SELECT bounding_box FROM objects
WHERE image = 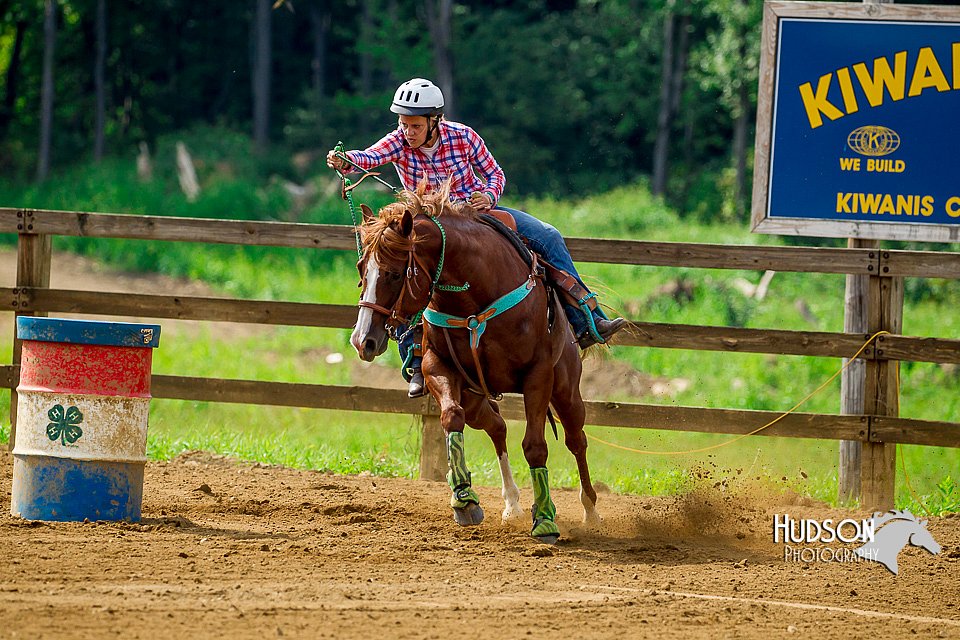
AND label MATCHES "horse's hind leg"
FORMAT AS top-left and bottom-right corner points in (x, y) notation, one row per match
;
(462, 393), (523, 523)
(551, 350), (600, 525)
(423, 353), (484, 527)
